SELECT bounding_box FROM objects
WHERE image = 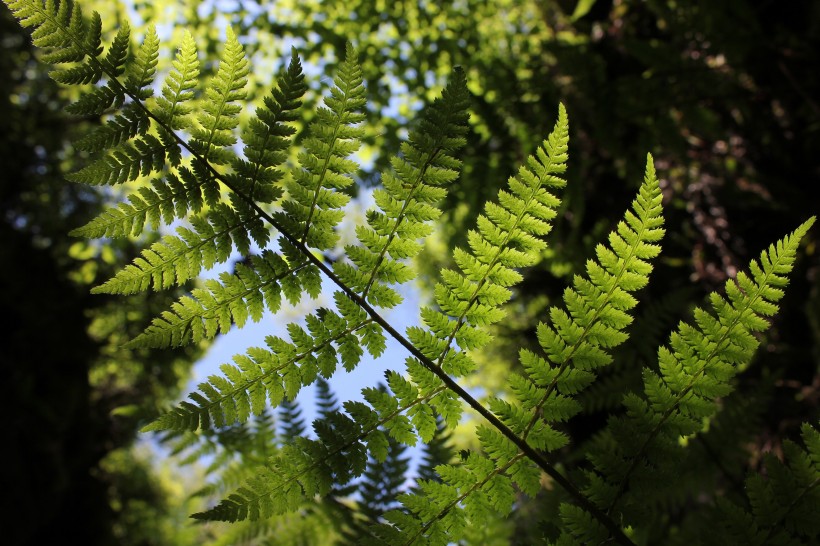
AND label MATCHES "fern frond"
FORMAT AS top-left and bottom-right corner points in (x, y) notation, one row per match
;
(415, 415), (455, 485)
(92, 203), (266, 295)
(394, 104), (568, 437)
(194, 105), (571, 529)
(296, 104), (569, 498)
(579, 287), (694, 413)
(66, 133), (168, 185)
(189, 26), (248, 165)
(74, 103), (150, 153)
(5, 0), (139, 117)
(124, 24), (159, 97)
(155, 31), (199, 130)
(316, 376), (341, 419)
(69, 167), (216, 238)
(277, 42), (366, 250)
(704, 423), (820, 545)
(8, 0), (90, 64)
(379, 156), (663, 545)
(333, 67), (470, 308)
(111, 51), (309, 345)
(146, 69), (468, 435)
(495, 155), (665, 449)
(128, 244), (321, 349)
(279, 396), (307, 441)
(100, 21), (129, 75)
(229, 47), (307, 204)
(584, 216), (815, 531)
(144, 291), (384, 432)
(340, 431), (410, 545)
(73, 44), (303, 240)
